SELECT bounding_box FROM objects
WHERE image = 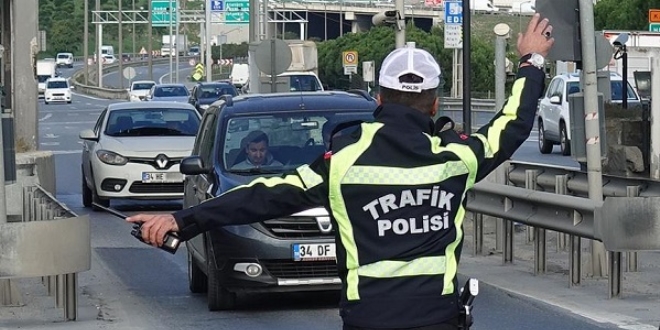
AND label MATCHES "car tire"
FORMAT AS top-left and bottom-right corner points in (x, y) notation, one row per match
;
(82, 170), (92, 208)
(67, 100), (72, 104)
(560, 122), (571, 156)
(206, 245), (236, 311)
(44, 101), (49, 105)
(189, 251), (208, 294)
(538, 120), (553, 154)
